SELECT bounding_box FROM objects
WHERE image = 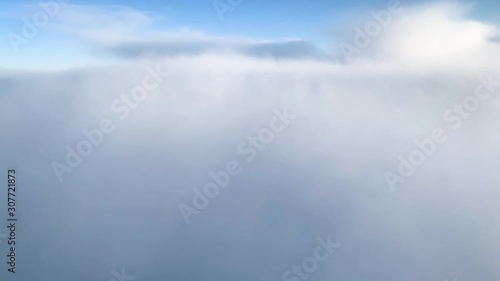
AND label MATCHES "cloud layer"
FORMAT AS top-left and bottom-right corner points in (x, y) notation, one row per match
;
(1, 2), (500, 281)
